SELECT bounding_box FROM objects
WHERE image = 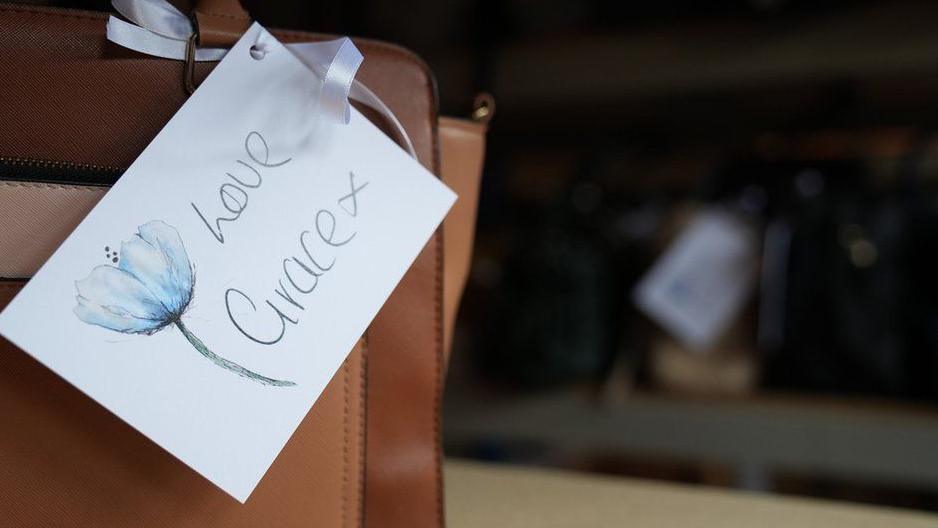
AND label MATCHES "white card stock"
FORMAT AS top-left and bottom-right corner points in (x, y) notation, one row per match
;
(0, 24), (455, 502)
